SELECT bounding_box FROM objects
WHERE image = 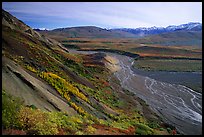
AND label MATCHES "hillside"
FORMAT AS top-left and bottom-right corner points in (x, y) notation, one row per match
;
(37, 26), (138, 39)
(134, 31), (202, 47)
(2, 10), (68, 51)
(2, 9), (177, 135)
